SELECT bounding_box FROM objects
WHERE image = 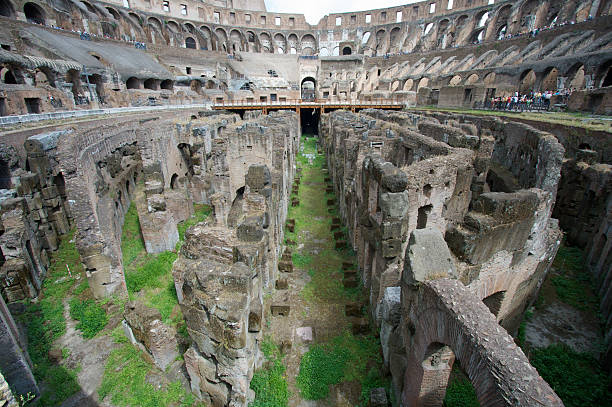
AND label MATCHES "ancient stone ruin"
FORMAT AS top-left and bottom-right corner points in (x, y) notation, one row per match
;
(0, 0), (610, 406)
